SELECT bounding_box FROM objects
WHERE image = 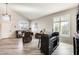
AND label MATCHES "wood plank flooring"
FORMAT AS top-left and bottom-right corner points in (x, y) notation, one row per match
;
(52, 42), (73, 55)
(0, 38), (41, 55)
(0, 38), (73, 55)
